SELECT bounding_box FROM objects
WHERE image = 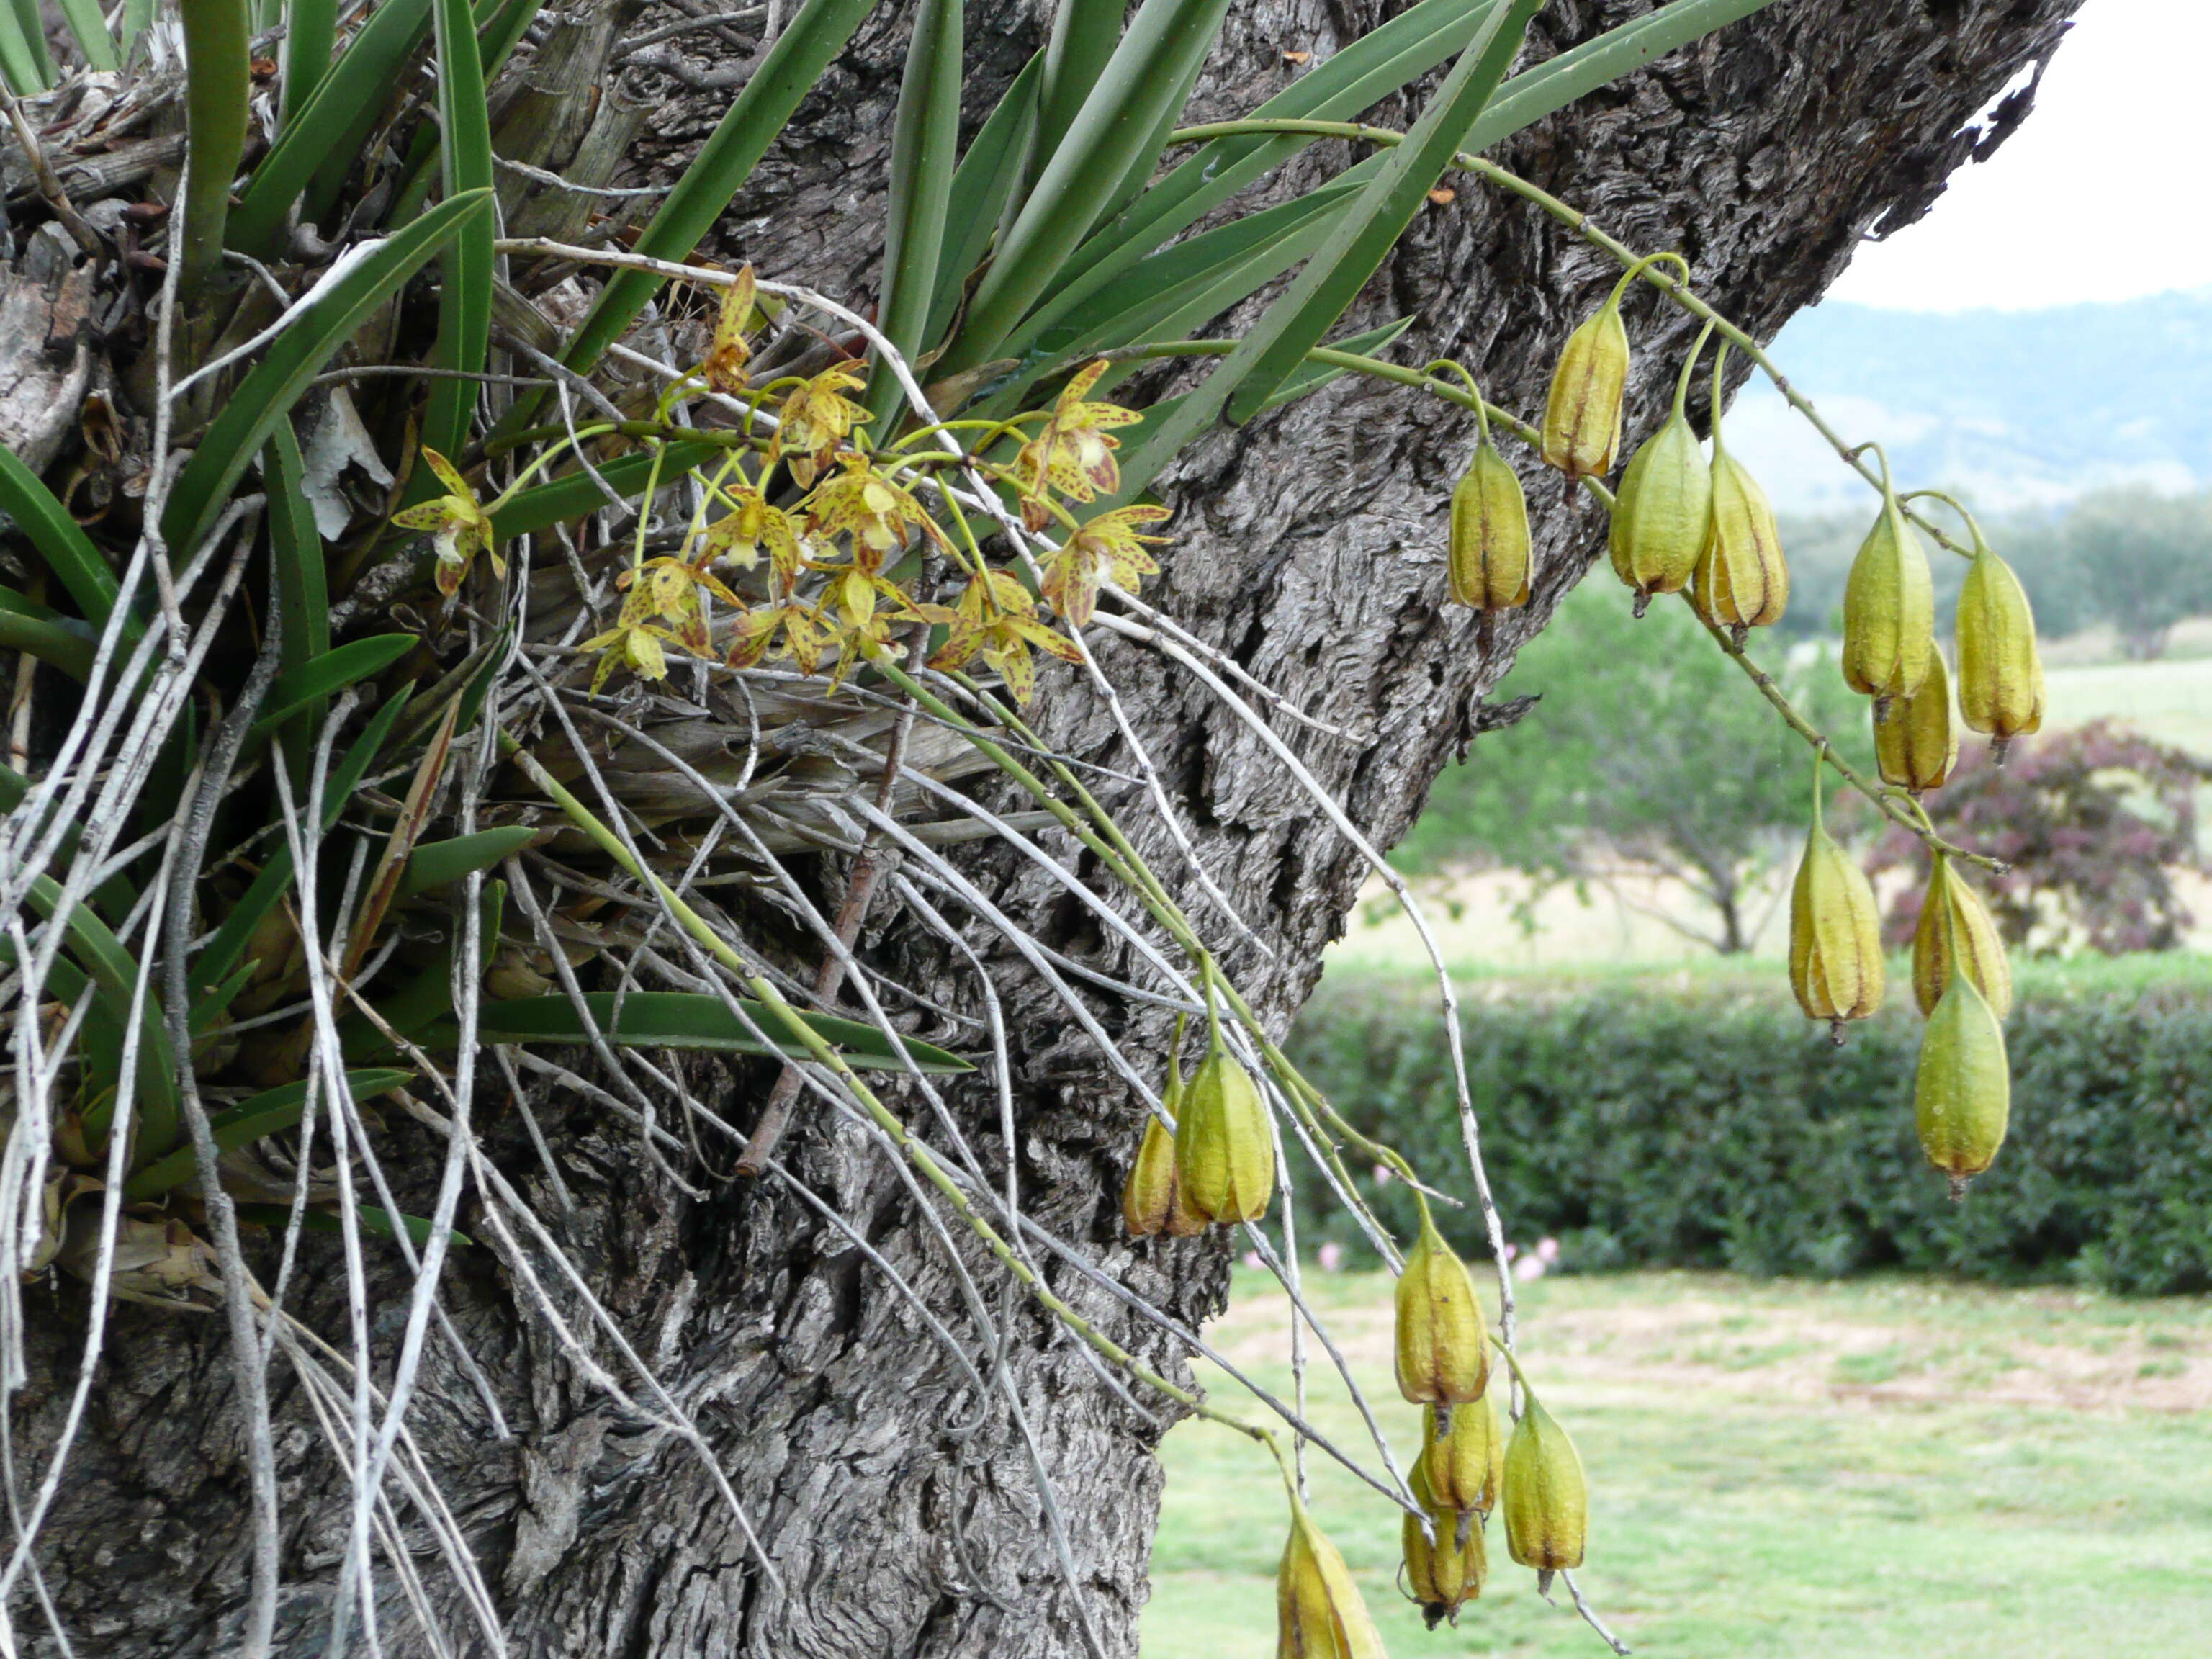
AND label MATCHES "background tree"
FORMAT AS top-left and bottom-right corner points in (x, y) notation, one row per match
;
(0, 2), (2077, 1655)
(1395, 581), (1872, 953)
(2041, 488), (2212, 658)
(1873, 723), (2211, 955)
